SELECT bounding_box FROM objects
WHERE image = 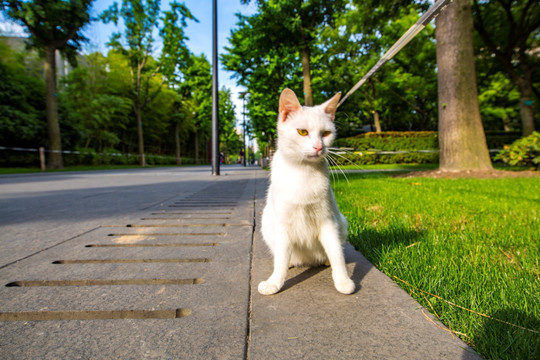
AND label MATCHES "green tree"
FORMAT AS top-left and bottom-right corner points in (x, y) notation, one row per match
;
(0, 40), (45, 150)
(60, 52), (131, 152)
(321, 2), (438, 133)
(477, 72), (520, 132)
(223, 12), (301, 153)
(436, 0), (492, 171)
(472, 0), (539, 136)
(177, 53), (212, 163)
(241, 0), (346, 106)
(100, 0), (196, 166)
(2, 0), (94, 168)
(219, 88), (242, 163)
